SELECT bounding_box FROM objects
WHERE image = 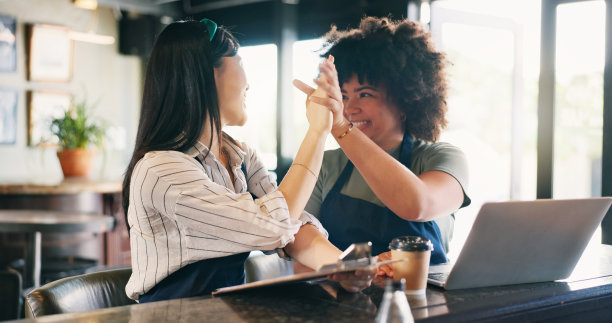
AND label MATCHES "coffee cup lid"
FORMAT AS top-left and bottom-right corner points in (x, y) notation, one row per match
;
(388, 236), (433, 252)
